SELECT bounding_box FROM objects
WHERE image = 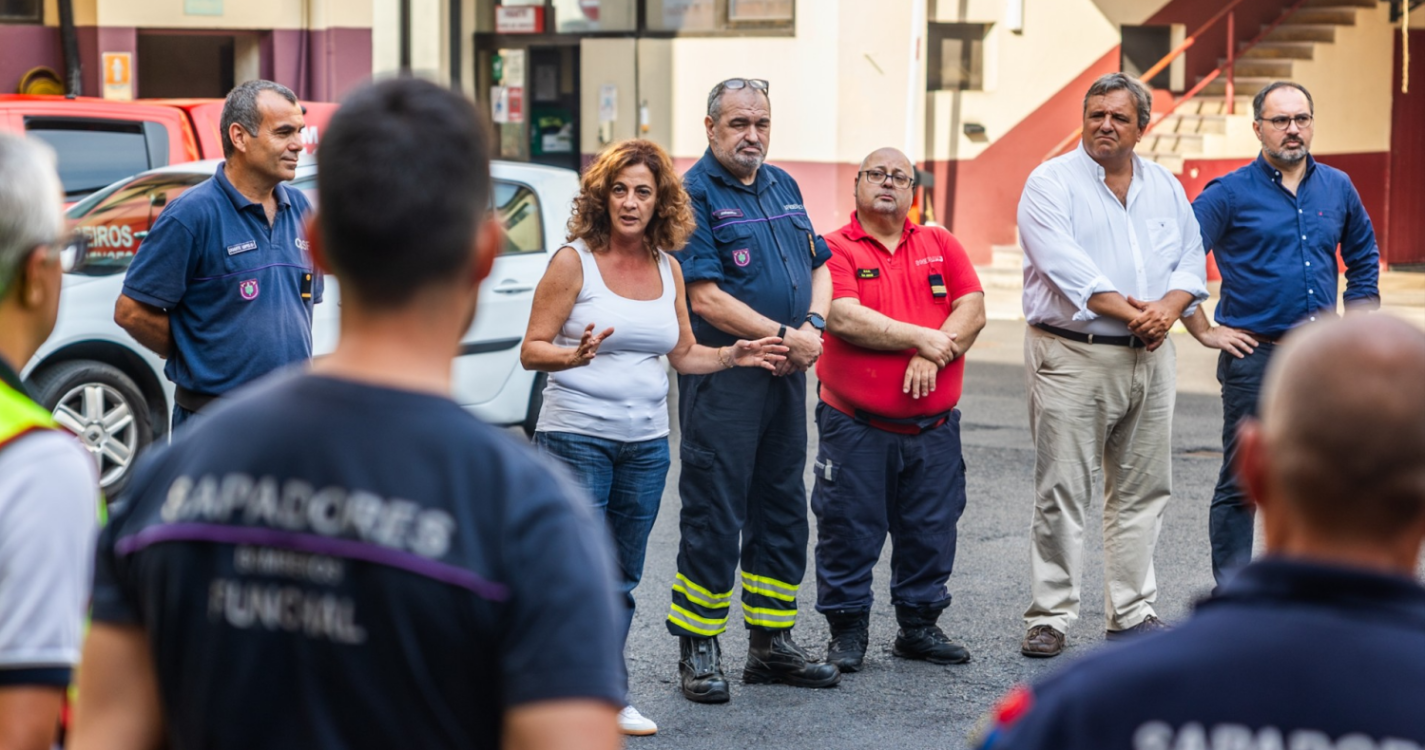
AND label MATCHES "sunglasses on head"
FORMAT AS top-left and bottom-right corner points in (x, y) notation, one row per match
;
(718, 78), (770, 94)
